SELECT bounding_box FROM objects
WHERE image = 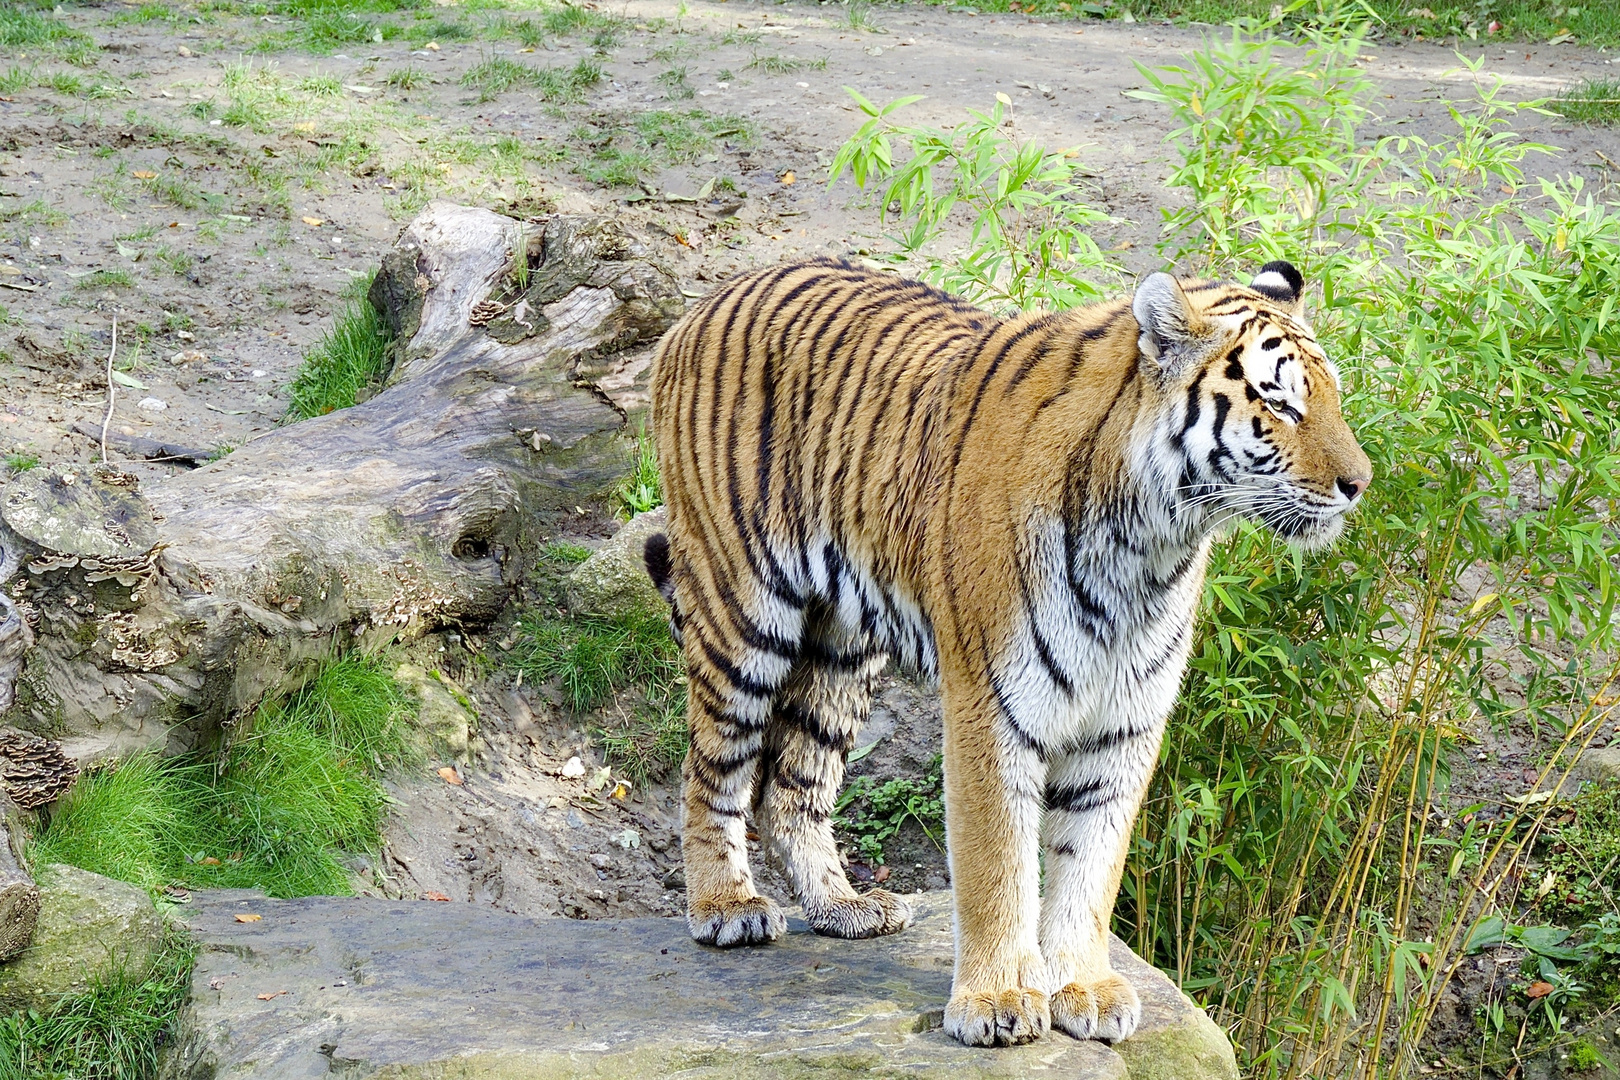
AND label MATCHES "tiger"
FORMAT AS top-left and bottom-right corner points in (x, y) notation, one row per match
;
(641, 256), (1370, 1047)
